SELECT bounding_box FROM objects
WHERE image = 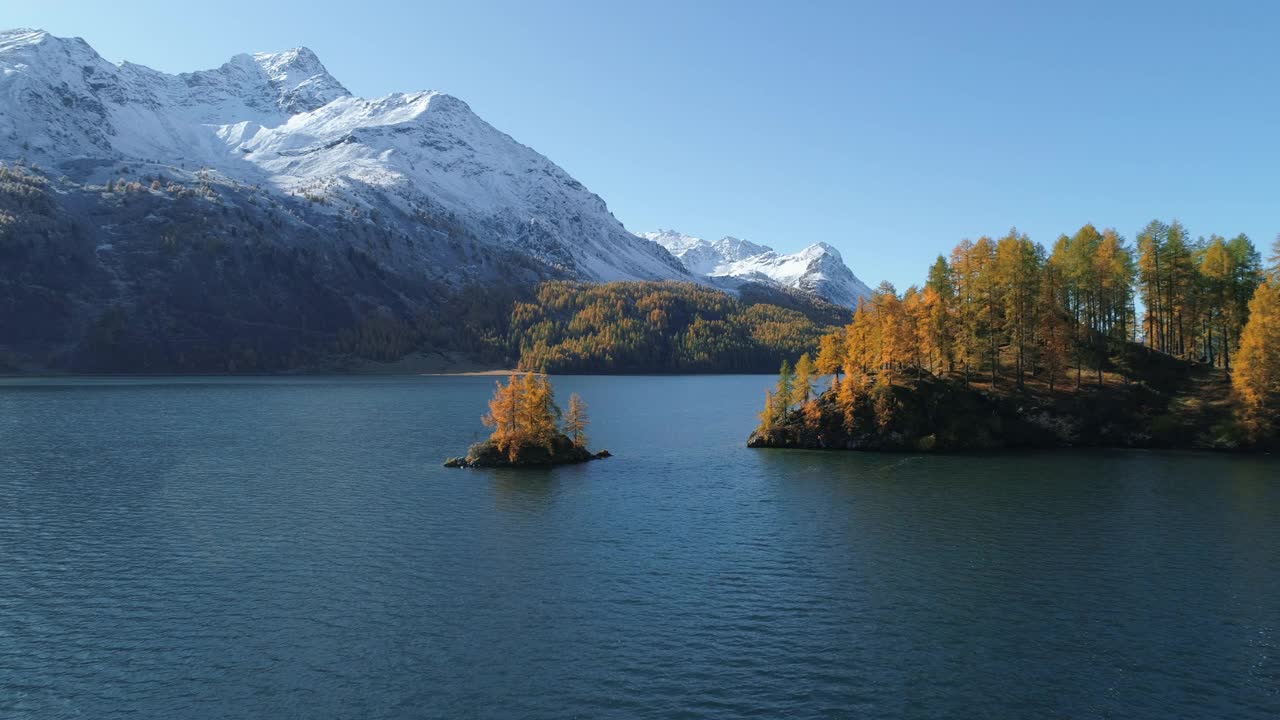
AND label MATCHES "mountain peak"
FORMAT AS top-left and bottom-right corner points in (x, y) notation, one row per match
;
(0, 28), (101, 61)
(800, 242), (842, 261)
(647, 230), (870, 308)
(250, 46), (349, 113)
(0, 29), (690, 287)
(0, 28), (51, 48)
